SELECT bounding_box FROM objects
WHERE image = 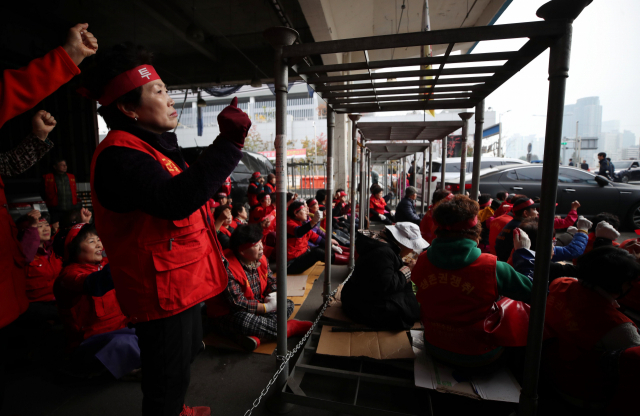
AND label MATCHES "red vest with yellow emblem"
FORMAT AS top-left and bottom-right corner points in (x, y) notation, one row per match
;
(42, 172), (78, 207)
(206, 249), (269, 317)
(26, 248), (63, 302)
(412, 252), (530, 355)
(90, 130), (228, 323)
